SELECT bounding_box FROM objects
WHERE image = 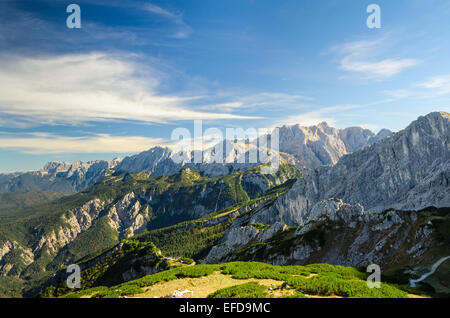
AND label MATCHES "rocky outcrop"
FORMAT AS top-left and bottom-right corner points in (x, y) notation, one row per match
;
(17, 193), (149, 277)
(203, 217), (288, 264)
(274, 122), (392, 168)
(294, 199), (364, 235)
(33, 199), (106, 255)
(0, 240), (34, 276)
(0, 241), (13, 261)
(269, 207), (439, 267)
(106, 193), (149, 237)
(204, 198), (447, 268)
